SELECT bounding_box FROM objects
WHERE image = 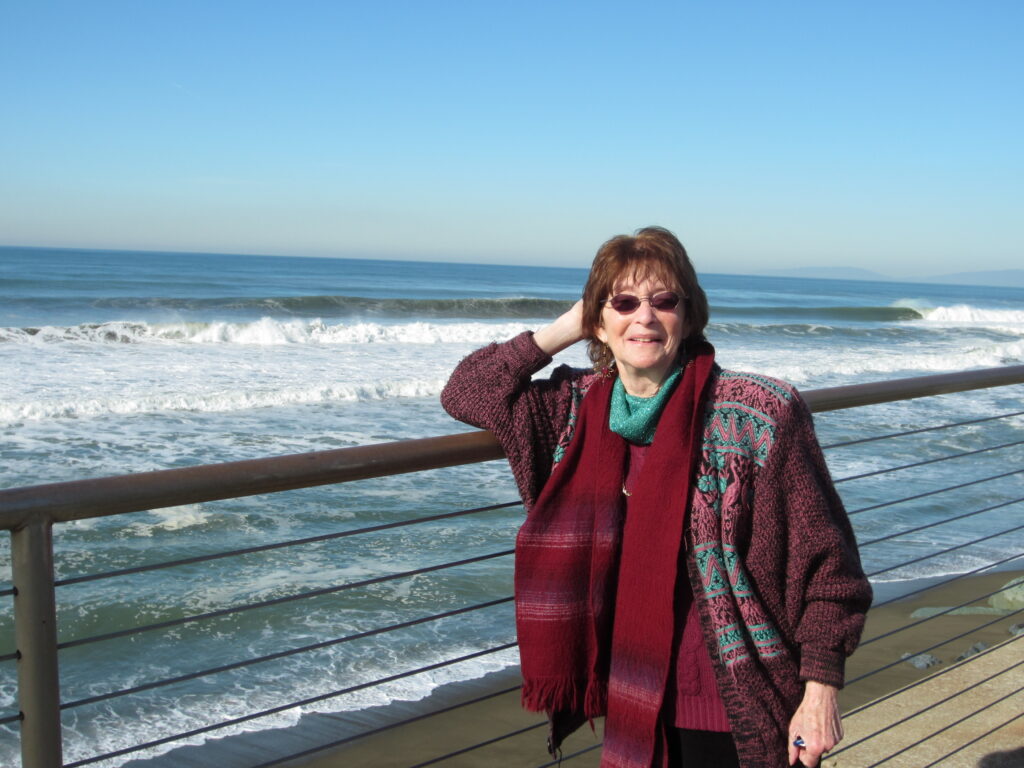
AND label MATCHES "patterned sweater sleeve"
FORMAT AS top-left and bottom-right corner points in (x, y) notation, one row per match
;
(754, 392), (873, 688)
(440, 331), (582, 509)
